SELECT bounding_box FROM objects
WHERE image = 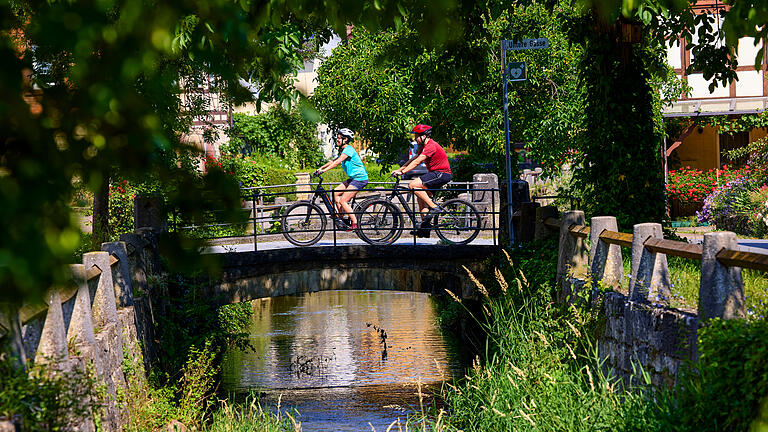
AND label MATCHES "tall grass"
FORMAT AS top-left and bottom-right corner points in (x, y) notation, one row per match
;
(207, 394), (300, 432)
(419, 252), (656, 431)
